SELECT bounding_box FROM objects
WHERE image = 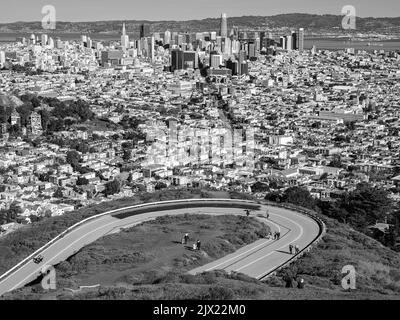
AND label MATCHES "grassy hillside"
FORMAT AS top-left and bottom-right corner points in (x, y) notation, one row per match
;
(2, 212), (400, 300)
(0, 189), (237, 275)
(2, 214), (270, 300)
